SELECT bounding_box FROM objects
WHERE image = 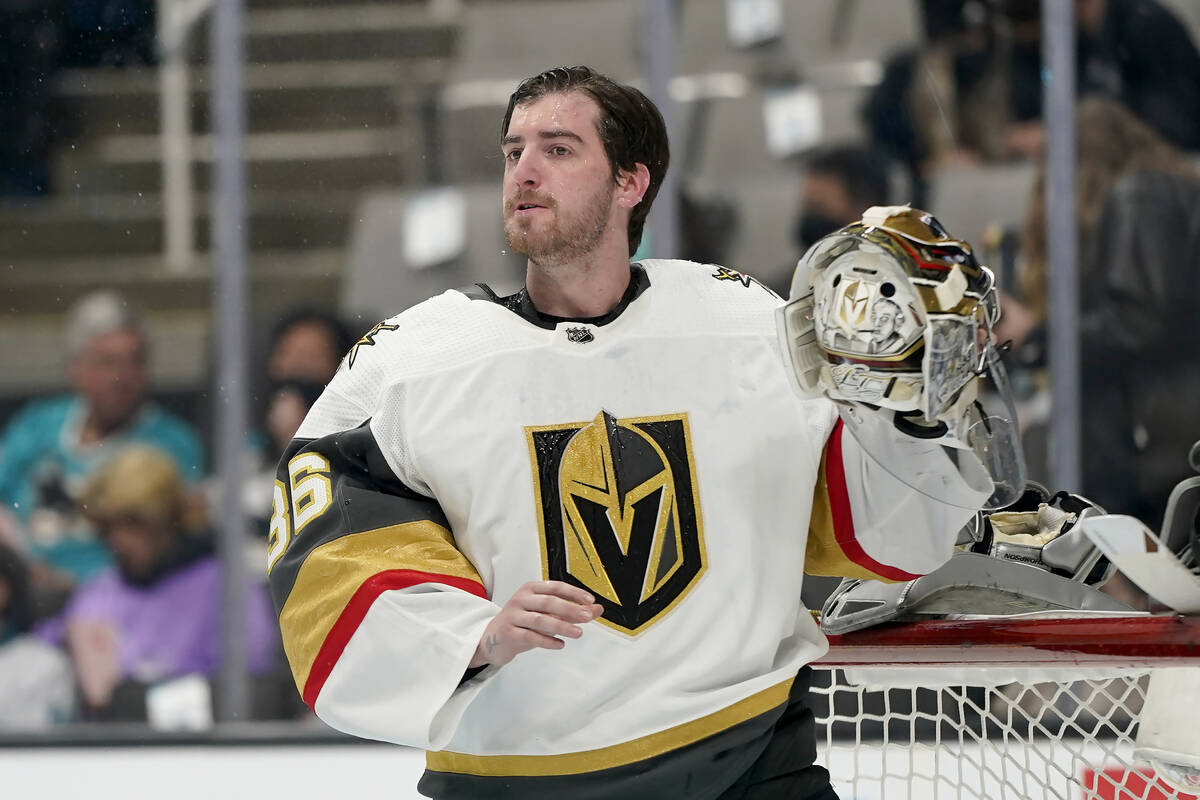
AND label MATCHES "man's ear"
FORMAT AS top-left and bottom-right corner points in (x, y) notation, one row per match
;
(616, 163), (652, 208)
